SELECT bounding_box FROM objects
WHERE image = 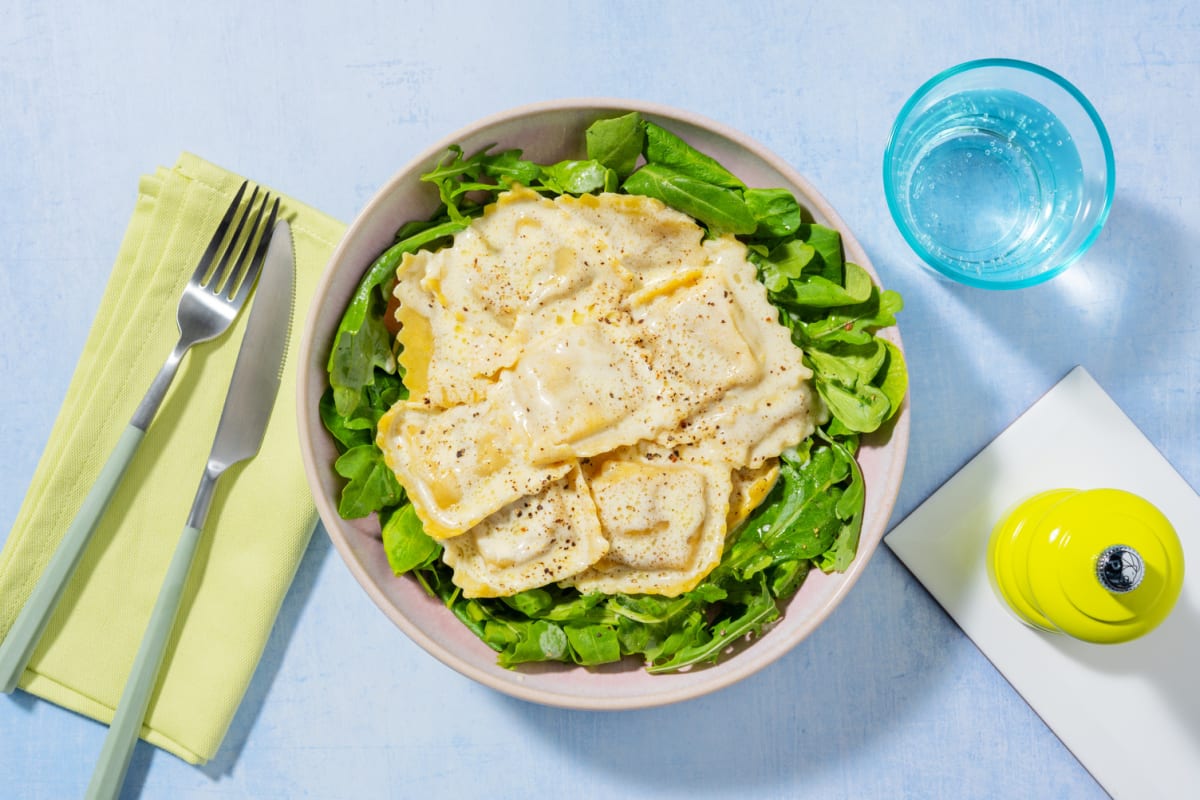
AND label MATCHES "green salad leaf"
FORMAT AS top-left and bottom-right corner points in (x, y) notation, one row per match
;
(585, 111), (645, 178)
(541, 159), (617, 195)
(321, 112), (907, 672)
(382, 504), (441, 574)
(623, 163), (757, 235)
(327, 220), (464, 419)
(333, 444), (405, 519)
(876, 339), (909, 422)
(744, 188), (803, 237)
(643, 121), (745, 189)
